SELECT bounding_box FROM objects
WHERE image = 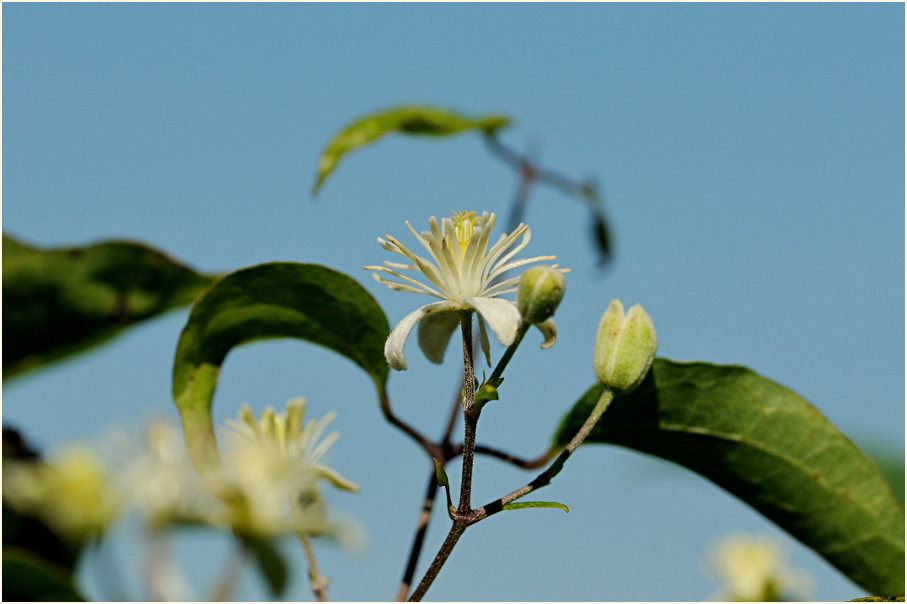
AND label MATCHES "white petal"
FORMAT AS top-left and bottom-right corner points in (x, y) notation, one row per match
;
(465, 296), (521, 347)
(385, 302), (457, 371)
(535, 318), (557, 349)
(417, 308), (462, 364)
